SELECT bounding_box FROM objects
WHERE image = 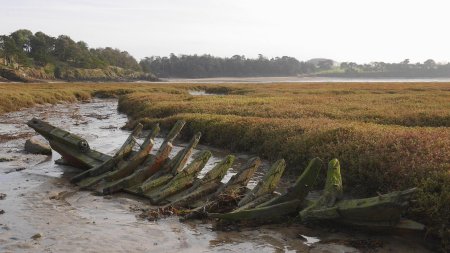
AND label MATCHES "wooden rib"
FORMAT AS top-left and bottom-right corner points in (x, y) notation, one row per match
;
(70, 123), (143, 183)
